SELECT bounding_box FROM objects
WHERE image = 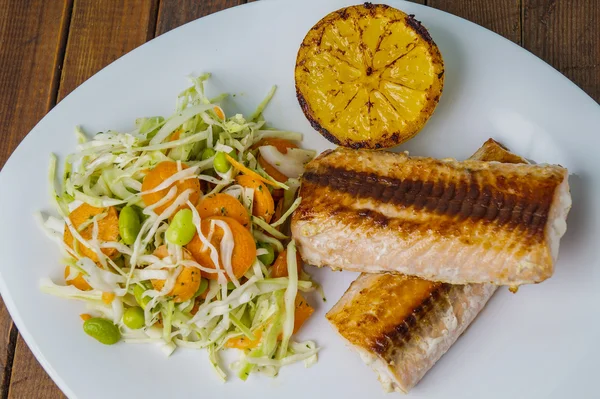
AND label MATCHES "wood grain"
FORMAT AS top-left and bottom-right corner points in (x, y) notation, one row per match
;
(8, 337), (63, 399)
(0, 0), (72, 169)
(57, 0), (159, 101)
(523, 0), (600, 101)
(156, 0), (246, 36)
(428, 0), (522, 44)
(8, 1), (158, 398)
(0, 301), (15, 399)
(0, 0), (72, 395)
